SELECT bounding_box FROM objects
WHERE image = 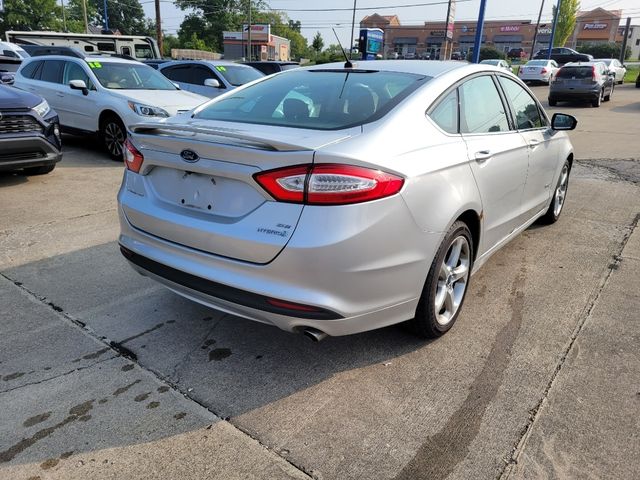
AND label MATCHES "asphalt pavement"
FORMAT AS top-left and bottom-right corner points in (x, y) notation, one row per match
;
(1, 84), (639, 480)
